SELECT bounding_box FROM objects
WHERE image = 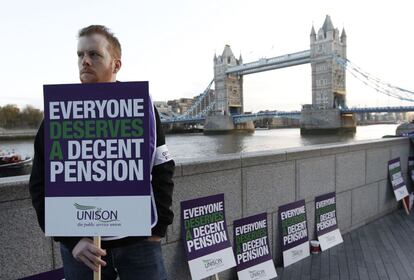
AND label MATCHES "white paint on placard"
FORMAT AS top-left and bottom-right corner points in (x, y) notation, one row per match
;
(45, 196), (151, 236)
(318, 229), (343, 251)
(187, 247), (236, 280)
(389, 162), (400, 170)
(394, 186), (409, 201)
(392, 177), (404, 186)
(237, 259), (277, 280)
(282, 242), (310, 267)
(392, 173), (401, 181)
